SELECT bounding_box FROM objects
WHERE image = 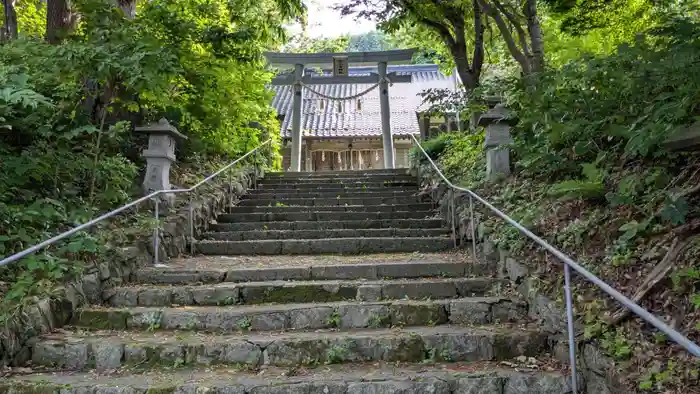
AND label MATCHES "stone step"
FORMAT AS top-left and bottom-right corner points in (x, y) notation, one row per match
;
(243, 190), (416, 199)
(195, 236), (452, 255)
(6, 362), (575, 394)
(202, 228), (449, 241)
(216, 210), (437, 223)
(259, 175), (416, 185)
(136, 258), (492, 285)
(225, 203), (433, 214)
(108, 277), (499, 307)
(266, 169), (409, 177)
(31, 325), (549, 371)
(257, 181), (416, 189)
(237, 196), (422, 207)
(211, 218), (445, 232)
(73, 298), (526, 332)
